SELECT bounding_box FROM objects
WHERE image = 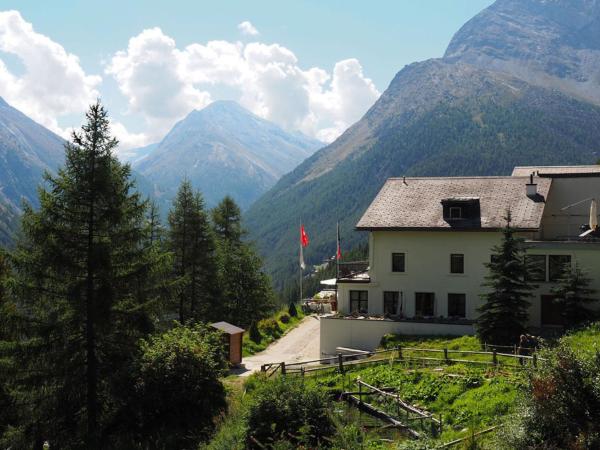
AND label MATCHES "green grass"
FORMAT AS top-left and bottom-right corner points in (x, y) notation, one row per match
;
(560, 323), (600, 361)
(242, 307), (305, 357)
